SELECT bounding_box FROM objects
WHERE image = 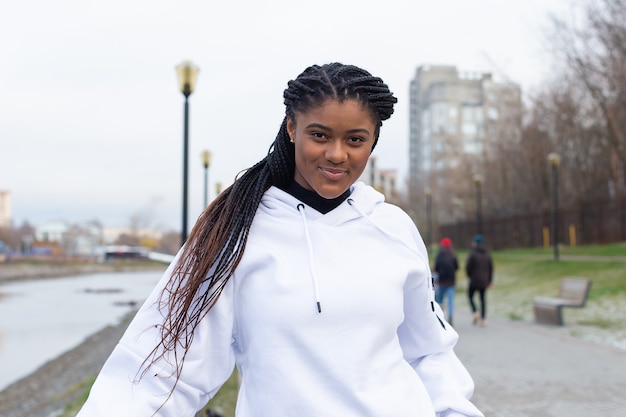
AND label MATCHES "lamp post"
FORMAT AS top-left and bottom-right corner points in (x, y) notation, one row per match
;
(425, 188), (433, 252)
(473, 174), (483, 235)
(201, 150), (212, 208)
(176, 60), (200, 246)
(548, 152), (561, 261)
